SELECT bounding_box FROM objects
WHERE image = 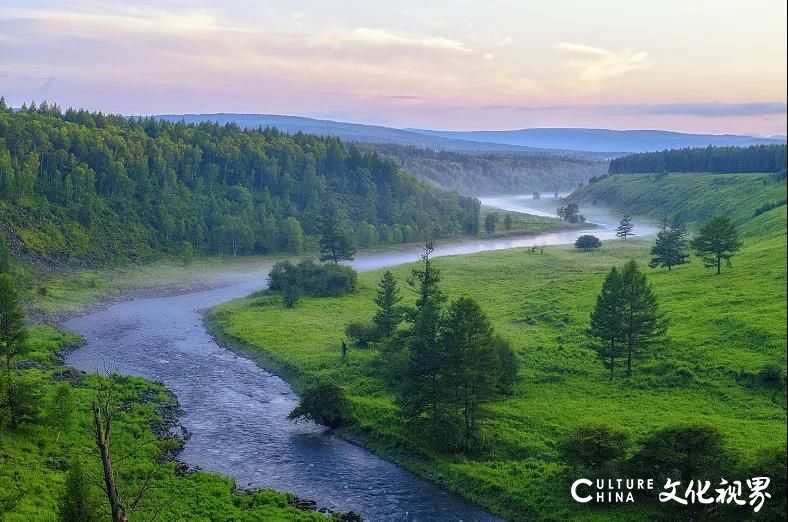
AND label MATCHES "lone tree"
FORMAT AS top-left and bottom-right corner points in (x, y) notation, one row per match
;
(589, 261), (666, 378)
(484, 212), (498, 235)
(575, 235), (602, 251)
(589, 267), (624, 380)
(649, 218), (689, 271)
(373, 271), (403, 337)
(318, 204), (356, 263)
(690, 216), (742, 274)
(557, 203), (583, 223)
(615, 215), (634, 240)
(439, 297), (501, 444)
(503, 213), (513, 231)
(0, 274), (27, 374)
(618, 260), (666, 377)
